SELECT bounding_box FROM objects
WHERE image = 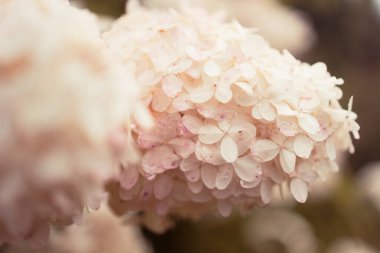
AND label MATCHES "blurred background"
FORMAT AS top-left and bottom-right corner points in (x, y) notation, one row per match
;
(12, 0), (380, 253)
